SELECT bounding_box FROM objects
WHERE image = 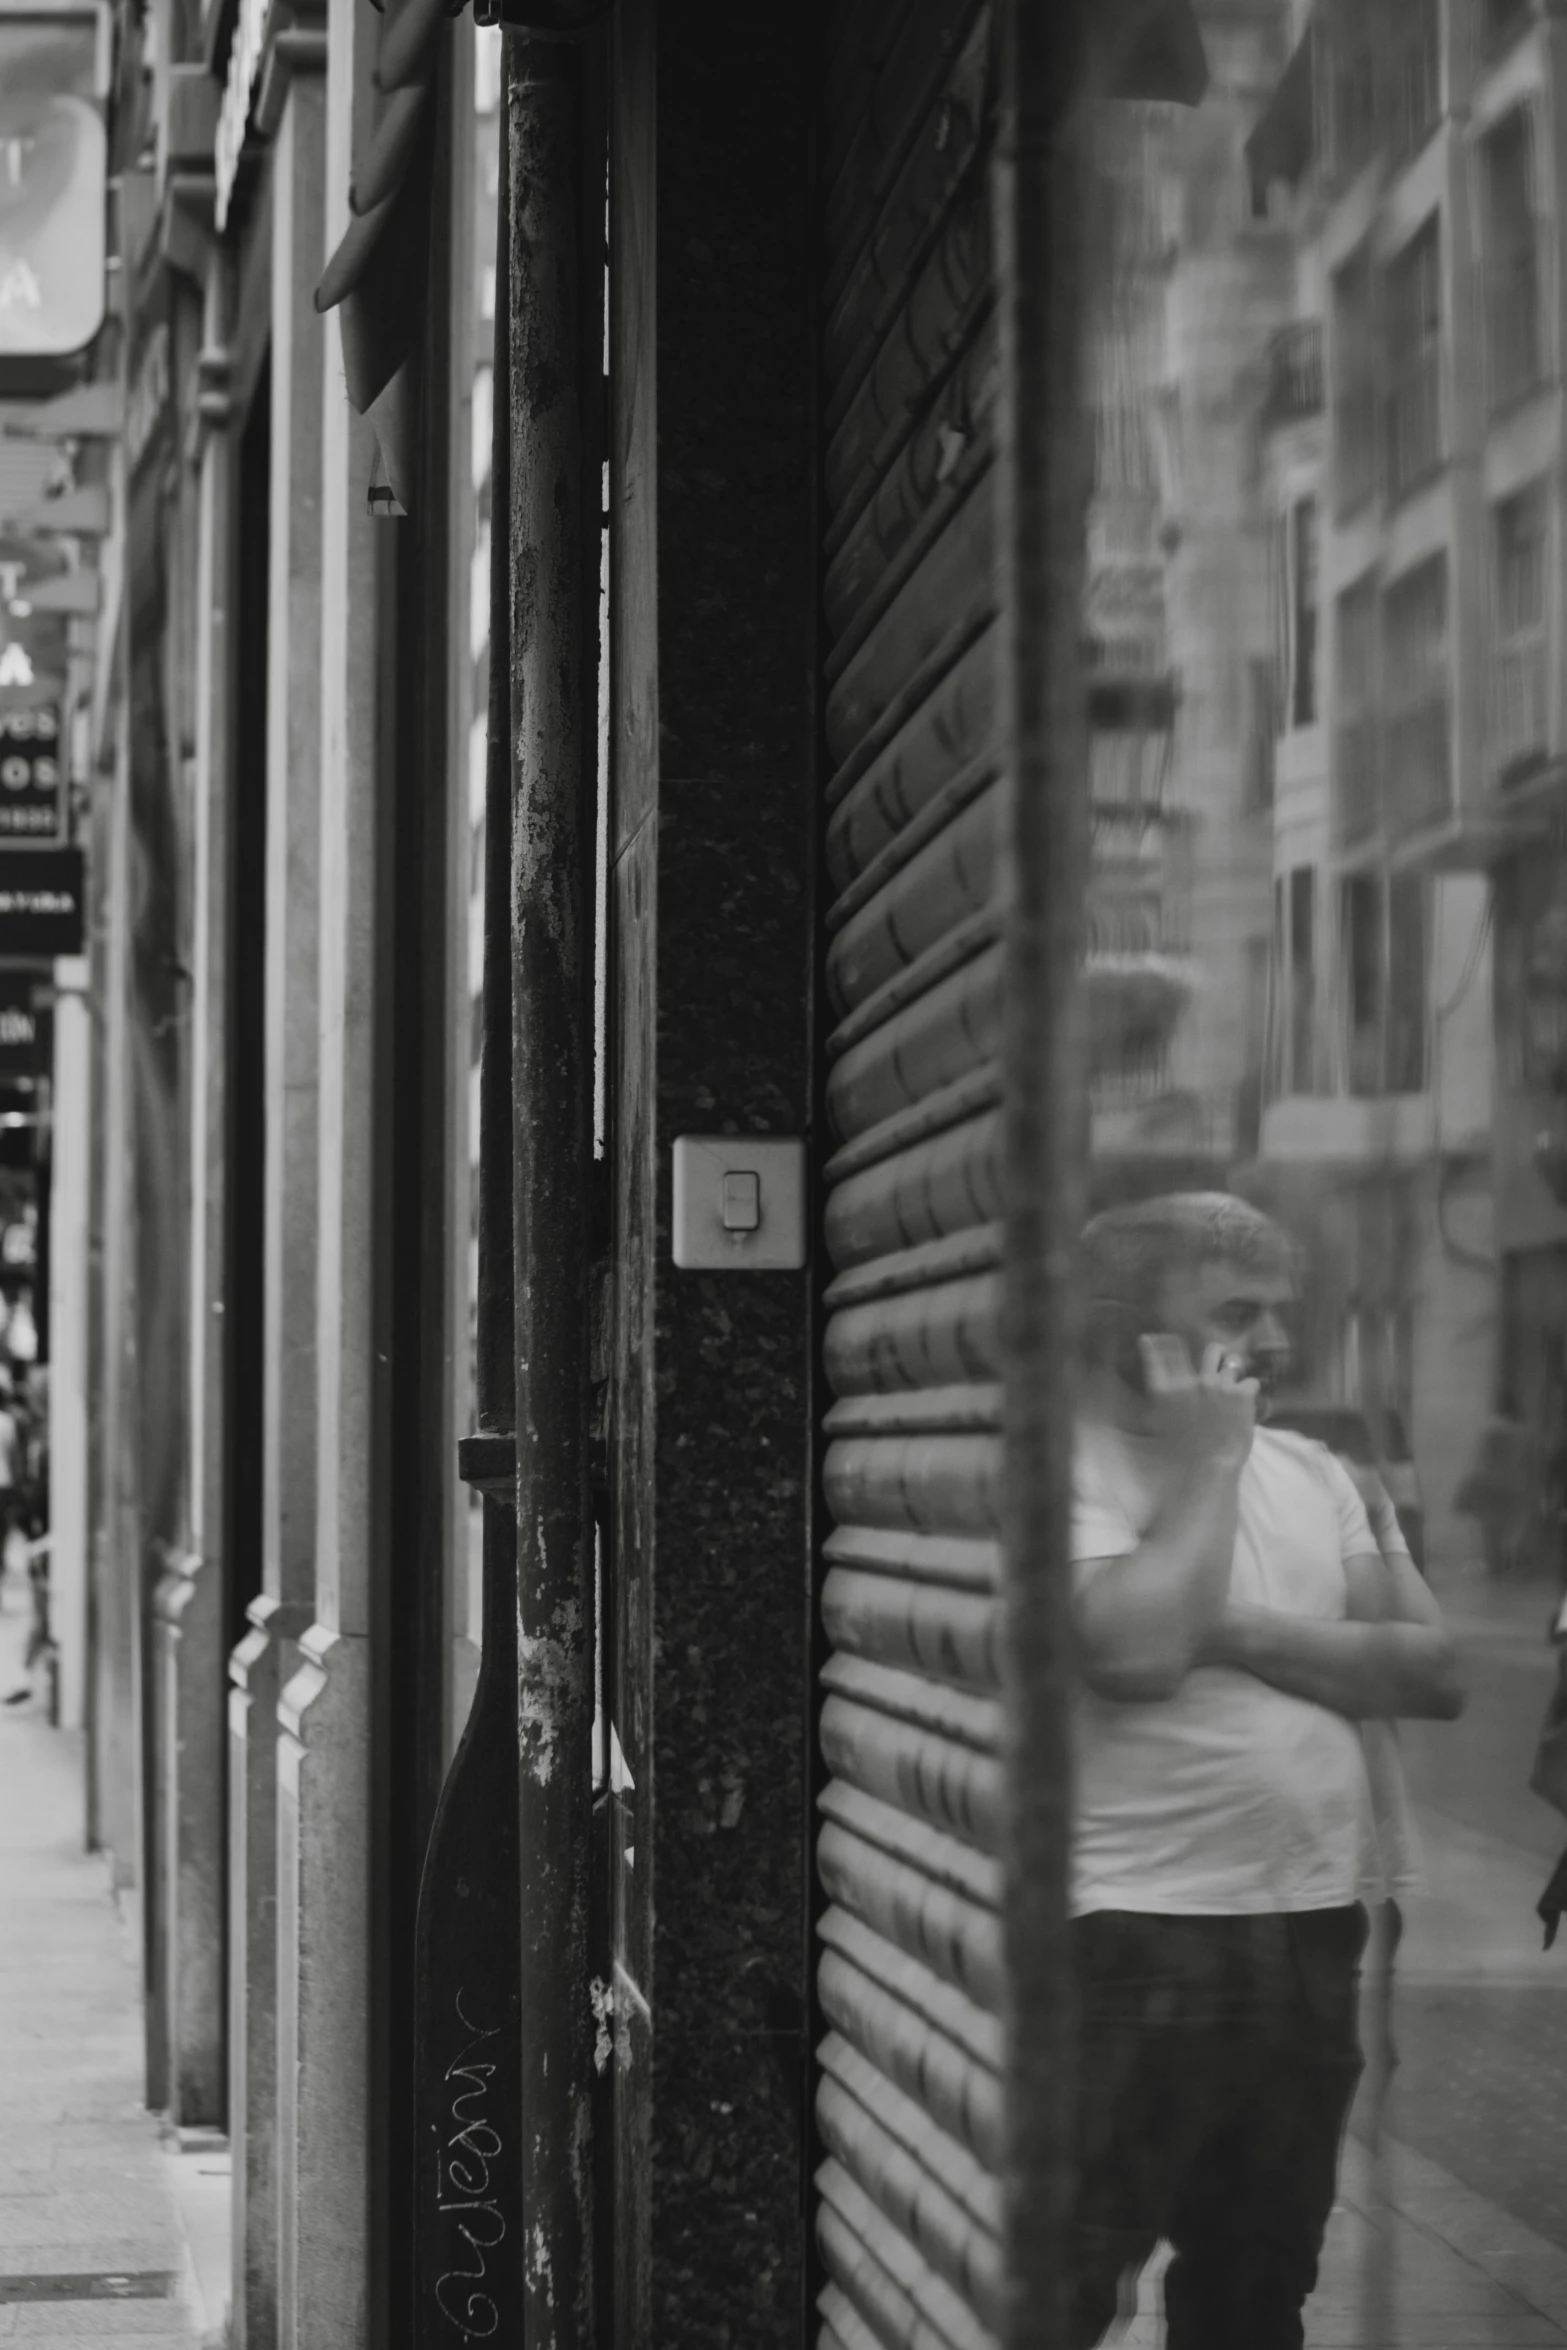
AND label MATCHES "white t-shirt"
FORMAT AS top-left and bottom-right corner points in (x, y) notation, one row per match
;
(1071, 1420), (1395, 1916)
